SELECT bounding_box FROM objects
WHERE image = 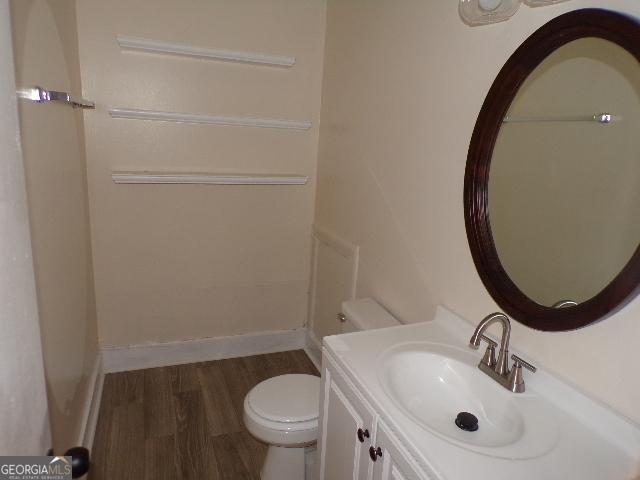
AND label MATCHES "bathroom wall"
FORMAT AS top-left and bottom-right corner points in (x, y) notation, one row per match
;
(0, 0), (51, 455)
(308, 228), (359, 341)
(10, 0), (99, 451)
(75, 0), (327, 346)
(316, 0), (640, 424)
